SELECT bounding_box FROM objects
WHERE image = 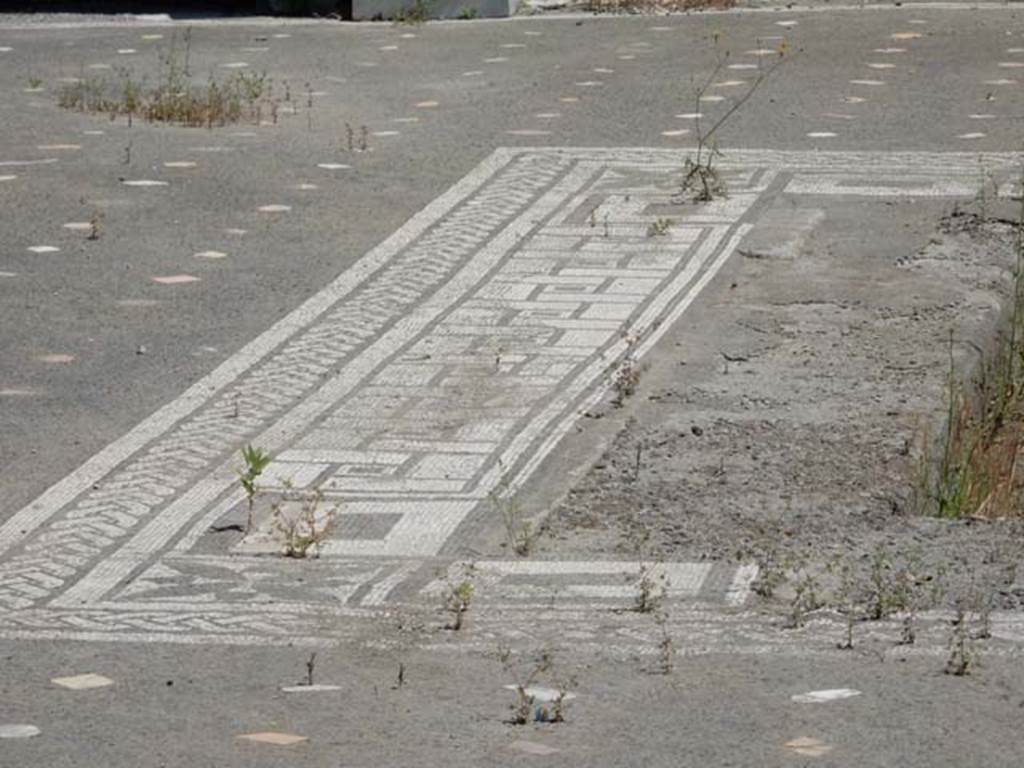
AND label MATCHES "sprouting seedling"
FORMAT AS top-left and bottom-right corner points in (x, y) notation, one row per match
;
(87, 211), (103, 241)
(238, 444), (272, 533)
(442, 563), (476, 630)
